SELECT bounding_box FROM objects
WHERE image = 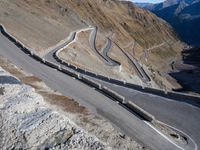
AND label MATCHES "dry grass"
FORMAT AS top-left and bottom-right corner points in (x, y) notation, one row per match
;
(39, 91), (86, 114)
